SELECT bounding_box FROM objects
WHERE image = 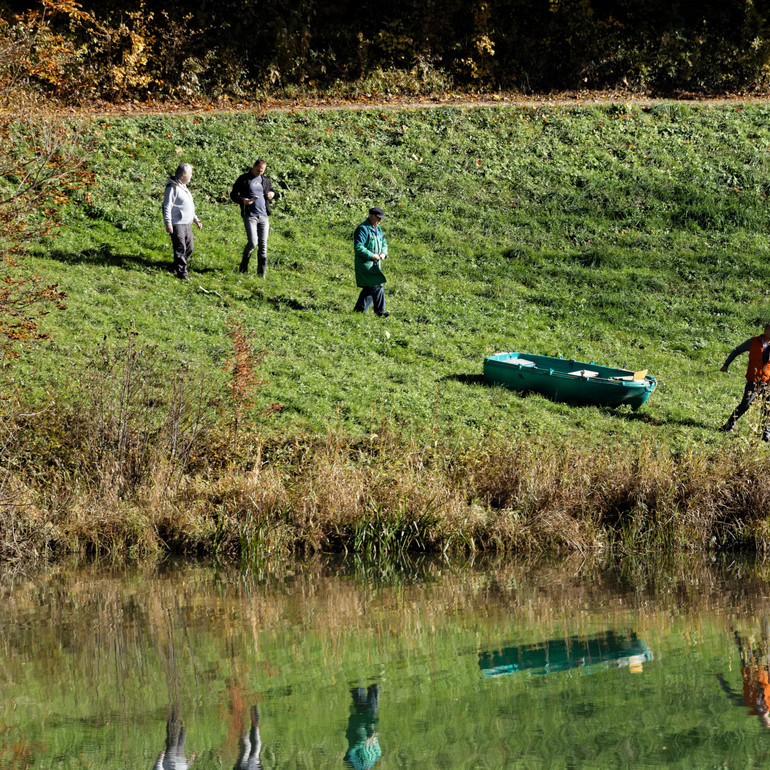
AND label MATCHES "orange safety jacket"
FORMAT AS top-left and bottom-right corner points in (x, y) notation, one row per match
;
(742, 666), (770, 714)
(746, 336), (770, 383)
